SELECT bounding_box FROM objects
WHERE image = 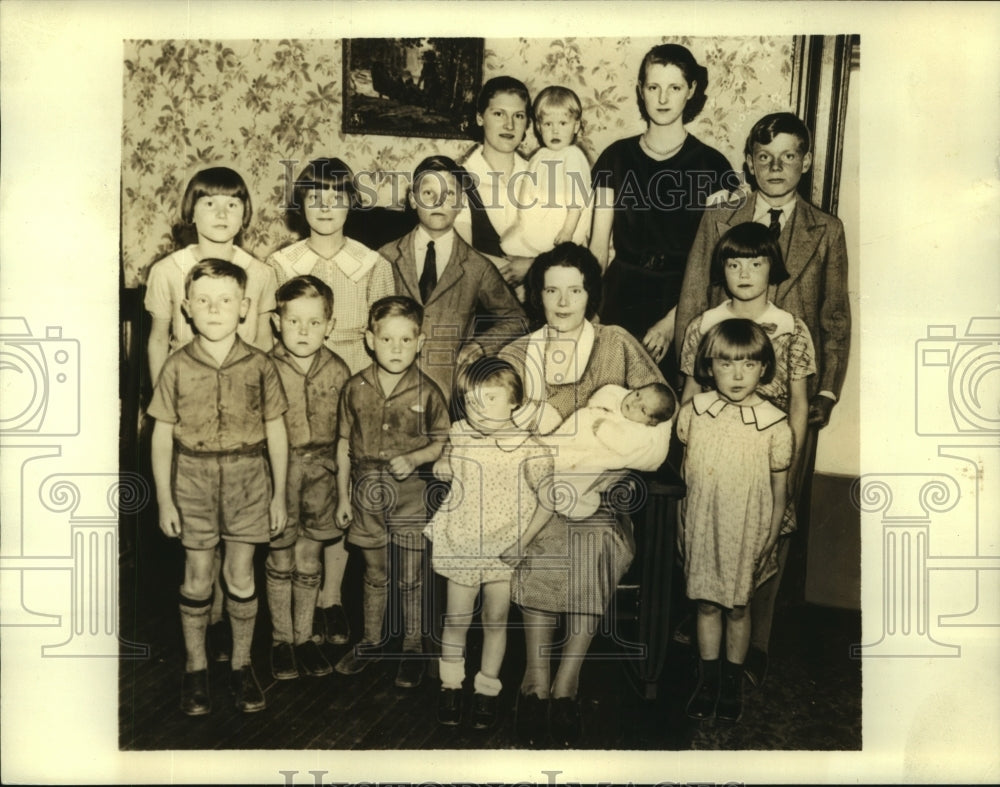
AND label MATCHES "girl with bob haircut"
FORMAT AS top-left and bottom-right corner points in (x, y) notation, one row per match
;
(677, 318), (792, 725)
(591, 43), (737, 375)
(708, 221), (790, 288)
